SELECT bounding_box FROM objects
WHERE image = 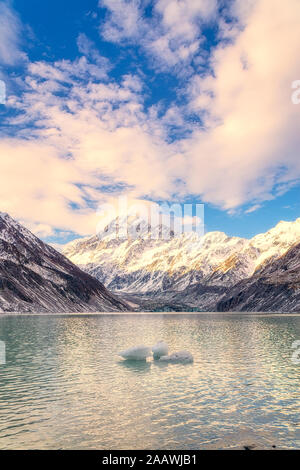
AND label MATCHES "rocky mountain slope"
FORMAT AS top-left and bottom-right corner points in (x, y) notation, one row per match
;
(0, 213), (129, 313)
(63, 216), (300, 310)
(217, 241), (300, 313)
(63, 217), (248, 292)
